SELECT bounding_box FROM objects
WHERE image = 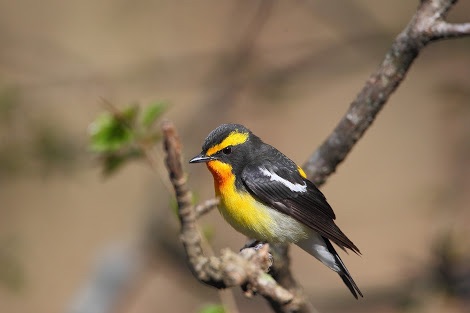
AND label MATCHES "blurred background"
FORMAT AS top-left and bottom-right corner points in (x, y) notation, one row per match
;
(1, 1), (470, 312)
